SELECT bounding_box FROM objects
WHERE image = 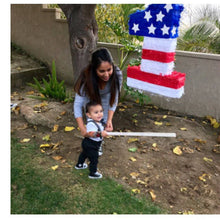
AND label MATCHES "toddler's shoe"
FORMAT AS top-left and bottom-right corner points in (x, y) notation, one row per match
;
(88, 171), (102, 179)
(75, 163), (88, 170)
